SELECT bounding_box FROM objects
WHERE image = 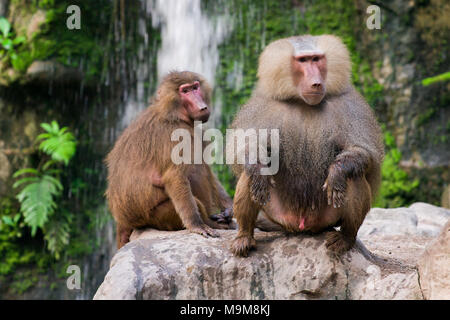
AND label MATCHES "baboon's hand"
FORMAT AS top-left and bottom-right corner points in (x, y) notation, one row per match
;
(187, 224), (219, 238)
(210, 207), (233, 224)
(322, 164), (347, 208)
